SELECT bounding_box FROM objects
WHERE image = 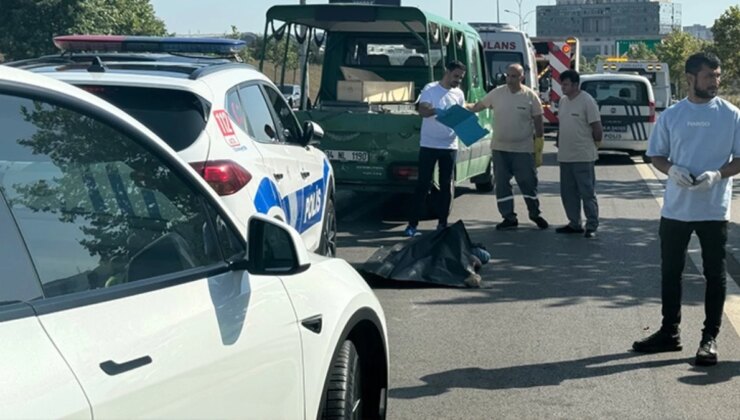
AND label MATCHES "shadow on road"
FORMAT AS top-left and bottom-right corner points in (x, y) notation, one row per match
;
(389, 351), (735, 399)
